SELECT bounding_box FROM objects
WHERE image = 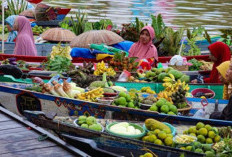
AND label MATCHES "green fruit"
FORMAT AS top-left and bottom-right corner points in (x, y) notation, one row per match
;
(119, 92), (127, 98)
(166, 134), (173, 138)
(164, 137), (173, 146)
(185, 146), (193, 151)
(206, 138), (213, 144)
(78, 115), (87, 122)
(179, 147), (185, 150)
(160, 105), (169, 113)
(158, 131), (167, 140)
(197, 135), (206, 143)
(86, 116), (97, 125)
(147, 134), (157, 143)
(154, 139), (163, 145)
(149, 104), (158, 112)
(205, 151), (215, 157)
(118, 97), (127, 106)
(196, 122), (205, 130)
(205, 124), (212, 131)
(142, 136), (149, 142)
(81, 124), (88, 129)
(183, 130), (188, 134)
(156, 99), (165, 108)
(144, 153), (153, 157)
(189, 126), (197, 134)
(167, 111), (176, 115)
(199, 128), (208, 136)
(190, 133), (196, 137)
(89, 123), (102, 131)
(208, 131), (216, 139)
(169, 105), (178, 114)
(202, 144), (212, 151)
(154, 129), (161, 135)
(195, 148), (204, 153)
(128, 102), (135, 108)
(125, 94), (131, 102)
(214, 135), (221, 143)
